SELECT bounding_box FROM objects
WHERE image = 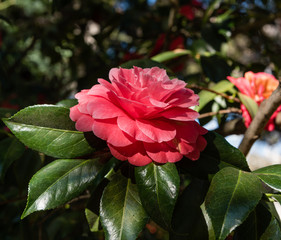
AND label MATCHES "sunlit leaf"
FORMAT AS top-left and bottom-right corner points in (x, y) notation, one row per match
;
(21, 158), (111, 218)
(201, 167), (262, 240)
(254, 164), (281, 192)
(196, 80), (234, 112)
(135, 162), (180, 229)
(100, 172), (148, 240)
(3, 105), (94, 158)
